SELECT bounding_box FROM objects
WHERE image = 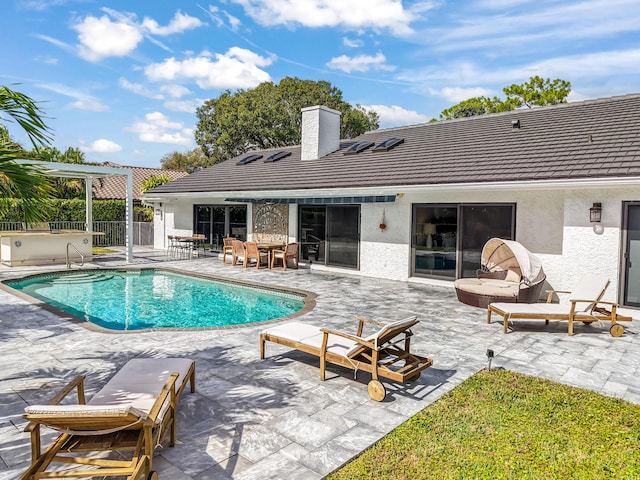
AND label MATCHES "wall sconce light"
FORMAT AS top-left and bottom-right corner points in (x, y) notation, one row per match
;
(589, 203), (602, 223)
(379, 208), (387, 231)
(155, 207), (163, 220)
(590, 202), (603, 234)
